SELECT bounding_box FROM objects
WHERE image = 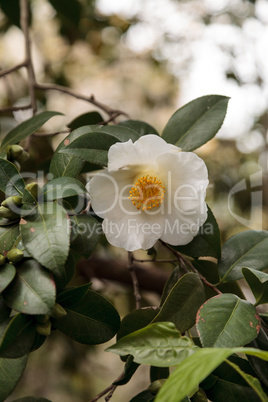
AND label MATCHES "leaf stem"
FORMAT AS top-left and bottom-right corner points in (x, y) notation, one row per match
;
(89, 370), (125, 402)
(160, 240), (222, 295)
